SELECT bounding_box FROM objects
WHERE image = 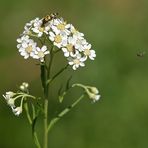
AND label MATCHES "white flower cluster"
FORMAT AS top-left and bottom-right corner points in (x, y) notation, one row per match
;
(3, 91), (23, 116)
(2, 82), (32, 116)
(86, 87), (101, 102)
(72, 84), (100, 102)
(17, 14), (96, 69)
